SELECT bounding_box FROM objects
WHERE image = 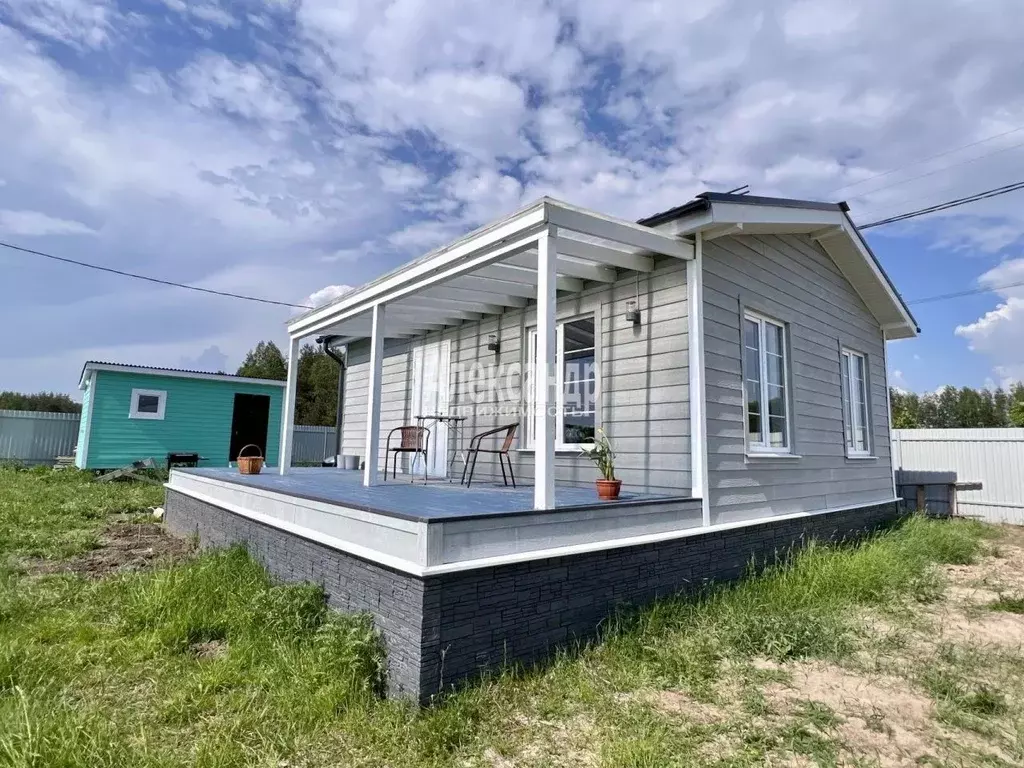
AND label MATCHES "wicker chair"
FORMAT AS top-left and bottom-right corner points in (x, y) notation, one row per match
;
(385, 425), (430, 482)
(461, 422), (519, 488)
